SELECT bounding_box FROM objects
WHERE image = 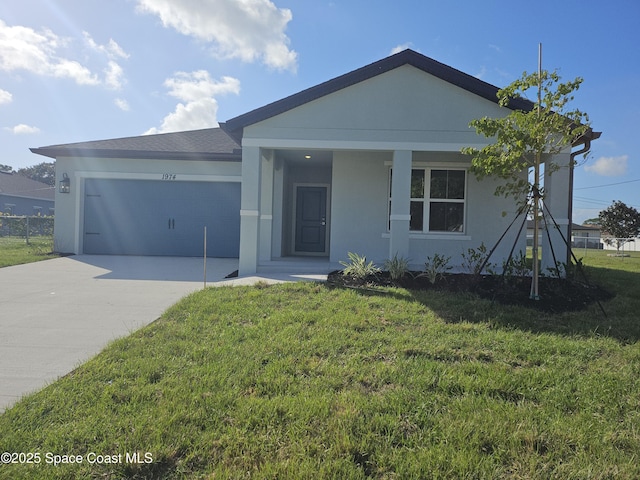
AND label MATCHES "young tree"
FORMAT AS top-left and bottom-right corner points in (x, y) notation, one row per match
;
(599, 201), (640, 255)
(462, 63), (591, 299)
